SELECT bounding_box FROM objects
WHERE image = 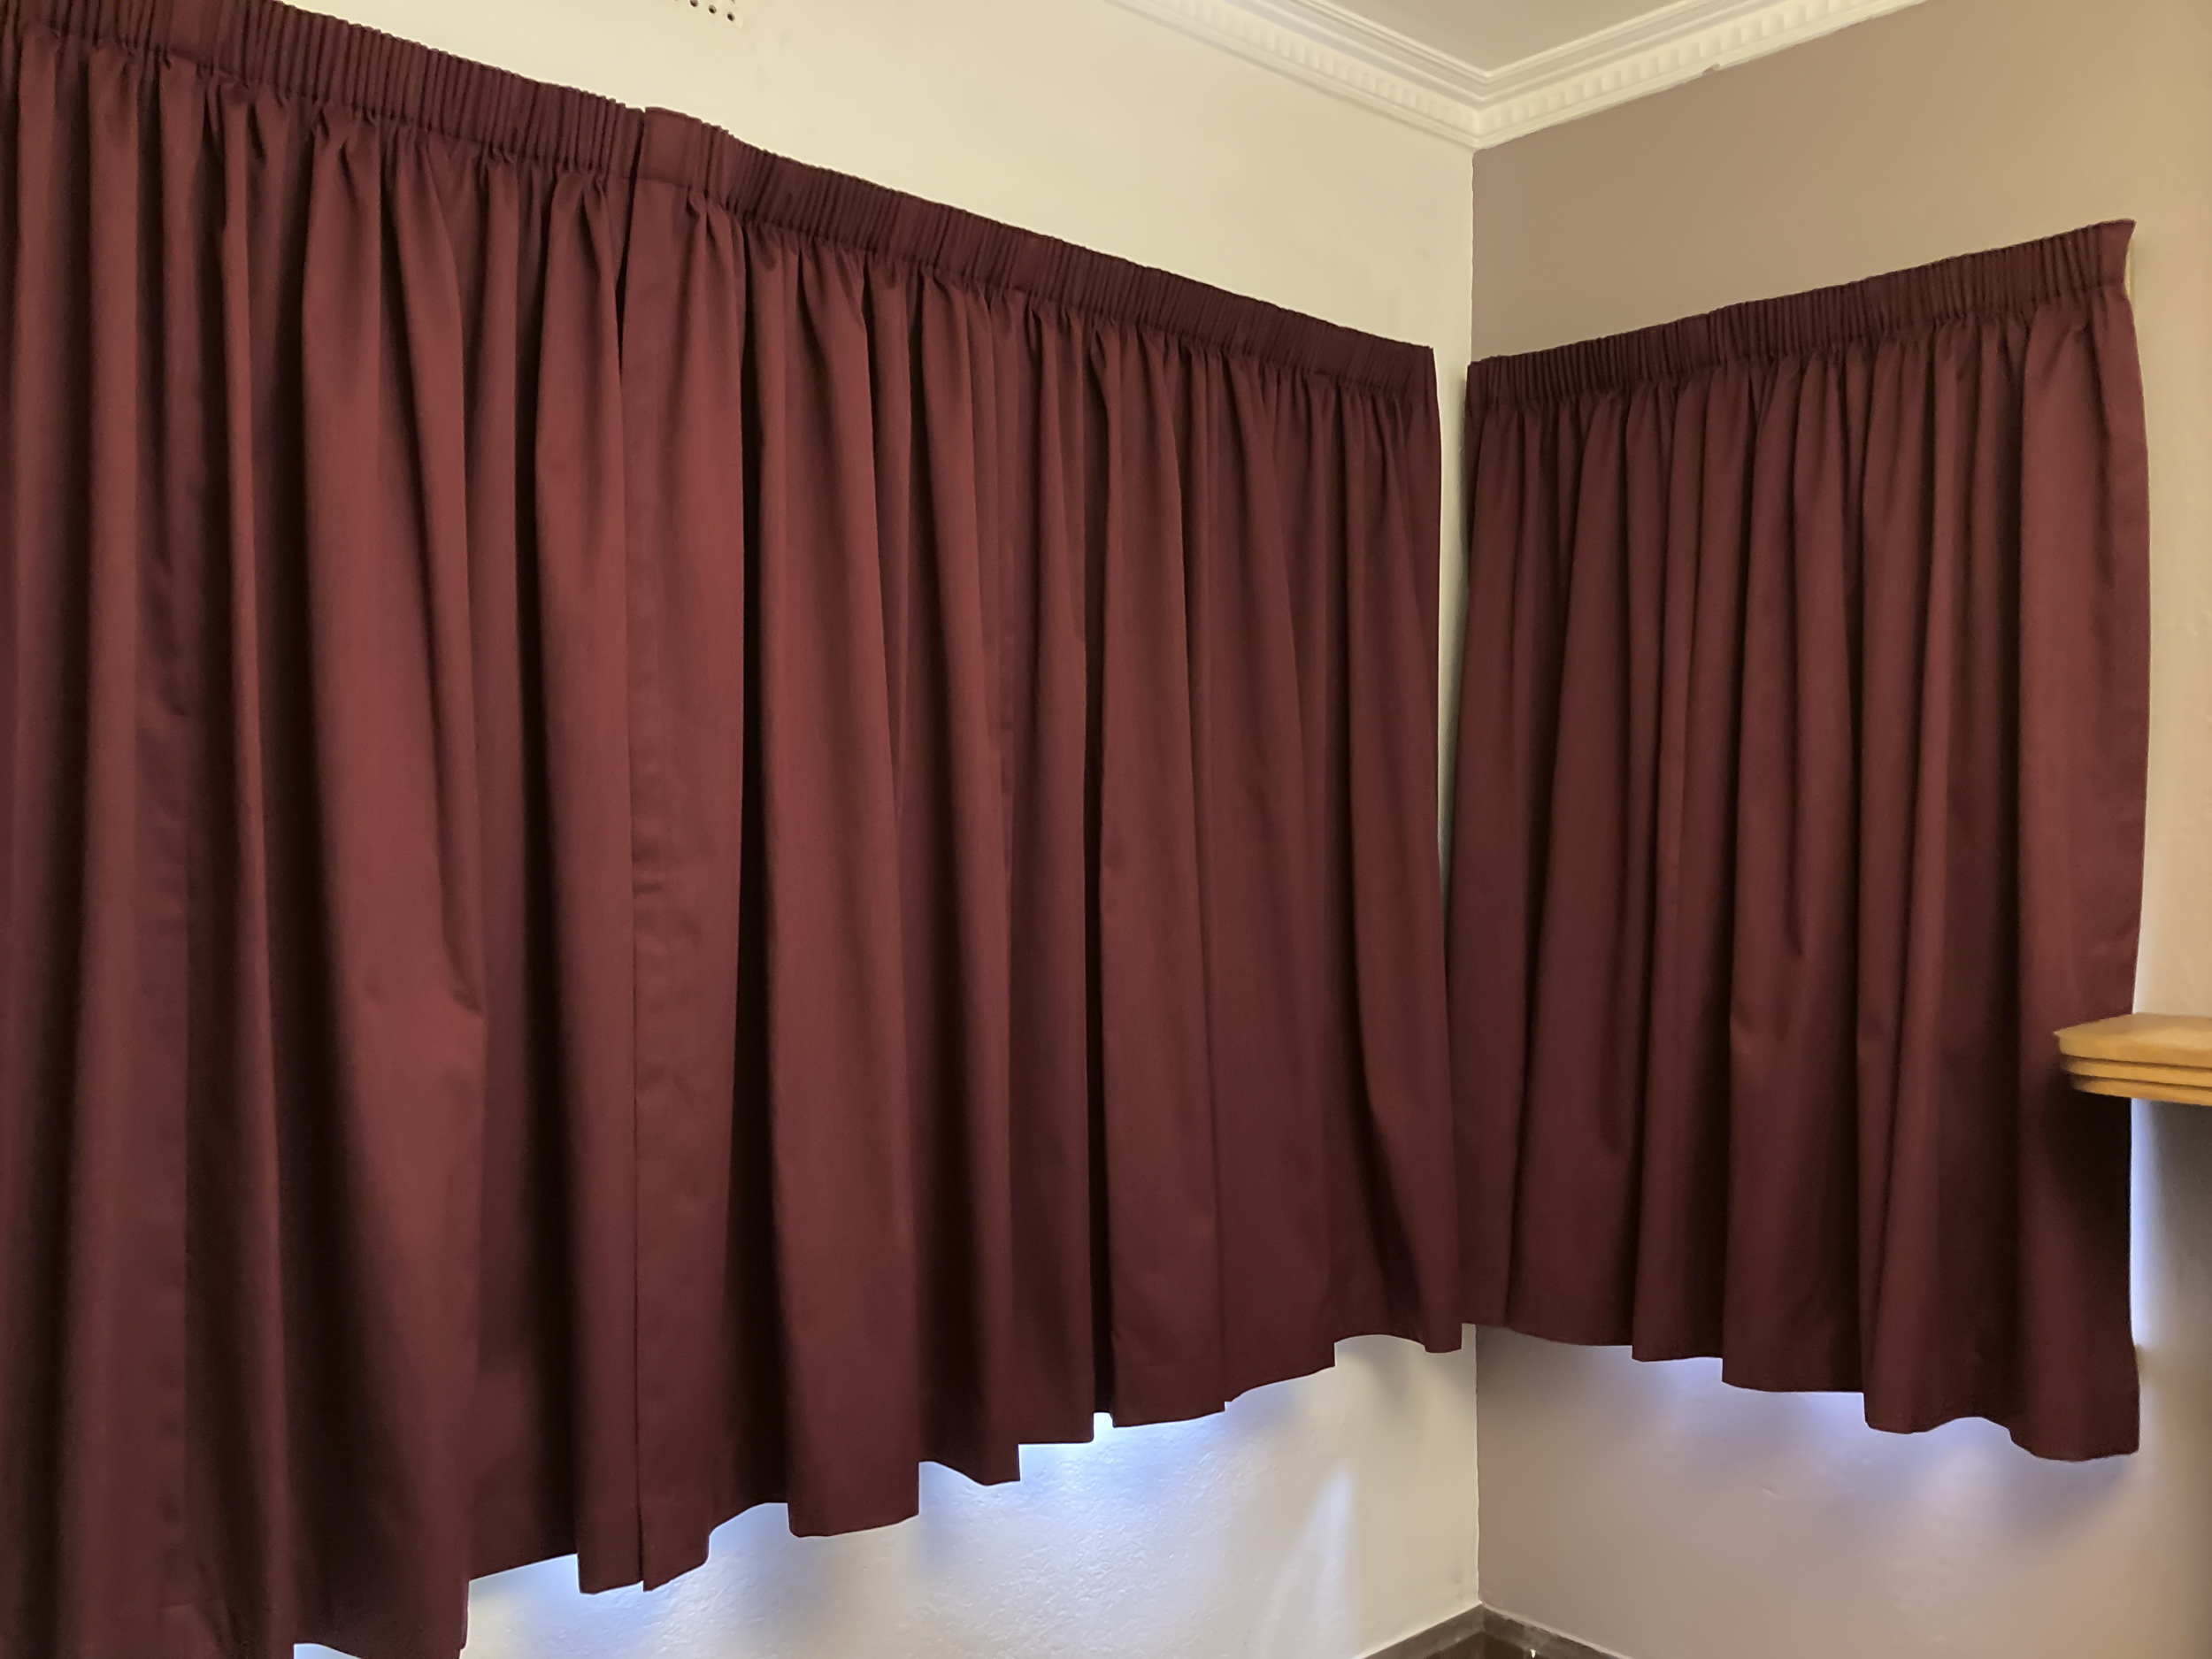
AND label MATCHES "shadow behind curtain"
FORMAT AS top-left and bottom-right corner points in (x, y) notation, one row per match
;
(0, 4), (1455, 1657)
(1448, 223), (2150, 1463)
